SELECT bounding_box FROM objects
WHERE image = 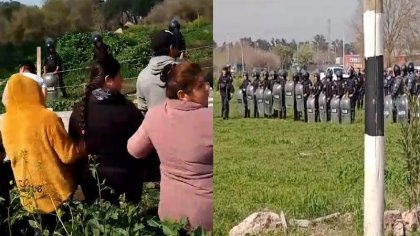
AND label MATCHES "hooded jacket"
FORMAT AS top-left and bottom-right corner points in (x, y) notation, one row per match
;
(1, 73), (85, 213)
(136, 55), (175, 114)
